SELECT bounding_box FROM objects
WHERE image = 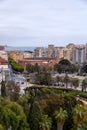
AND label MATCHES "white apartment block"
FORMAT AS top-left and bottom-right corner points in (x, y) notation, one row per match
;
(34, 45), (59, 58)
(72, 45), (86, 64)
(0, 51), (8, 60)
(34, 47), (44, 58)
(23, 51), (34, 58)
